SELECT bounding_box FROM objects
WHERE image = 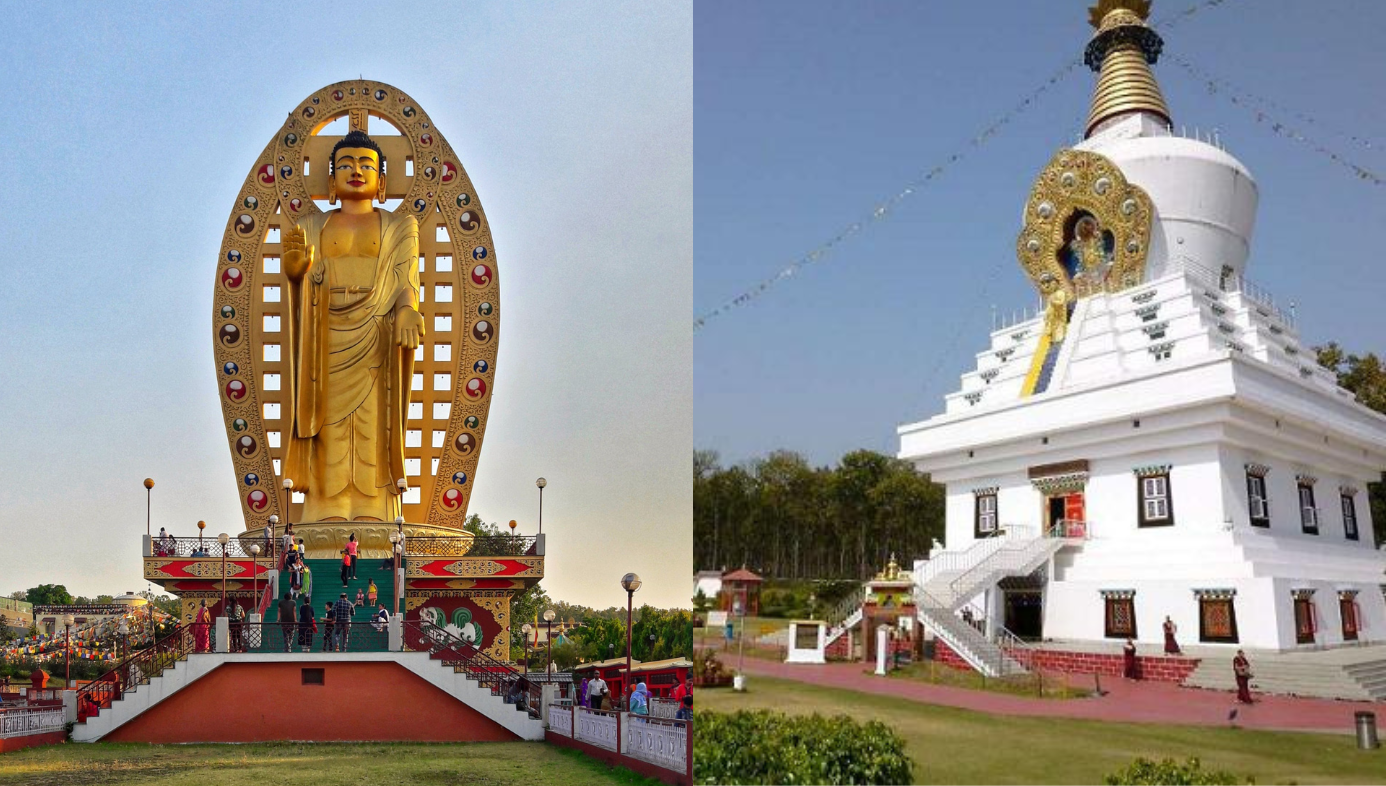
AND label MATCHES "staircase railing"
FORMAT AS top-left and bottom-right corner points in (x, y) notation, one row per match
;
(402, 620), (543, 718)
(945, 529), (1050, 606)
(74, 623), (195, 723)
(823, 585), (865, 635)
